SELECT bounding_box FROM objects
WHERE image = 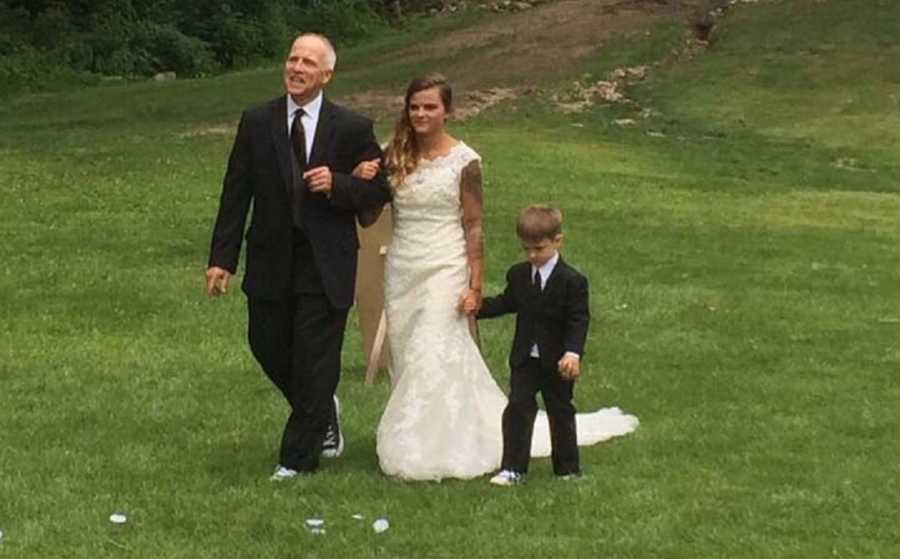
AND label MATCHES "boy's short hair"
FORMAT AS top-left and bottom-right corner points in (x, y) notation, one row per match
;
(516, 204), (563, 242)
